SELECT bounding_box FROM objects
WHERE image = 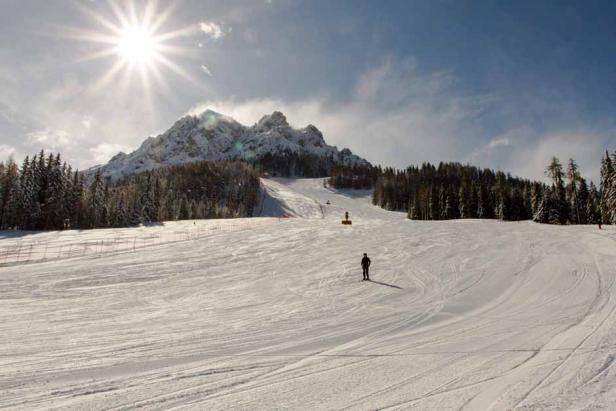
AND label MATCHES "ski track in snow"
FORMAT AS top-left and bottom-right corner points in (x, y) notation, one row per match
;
(2, 178), (616, 410)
